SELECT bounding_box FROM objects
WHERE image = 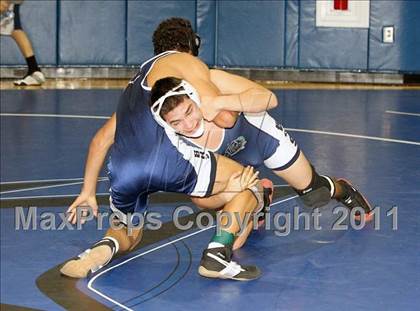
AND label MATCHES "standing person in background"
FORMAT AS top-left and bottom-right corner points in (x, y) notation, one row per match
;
(0, 0), (45, 86)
